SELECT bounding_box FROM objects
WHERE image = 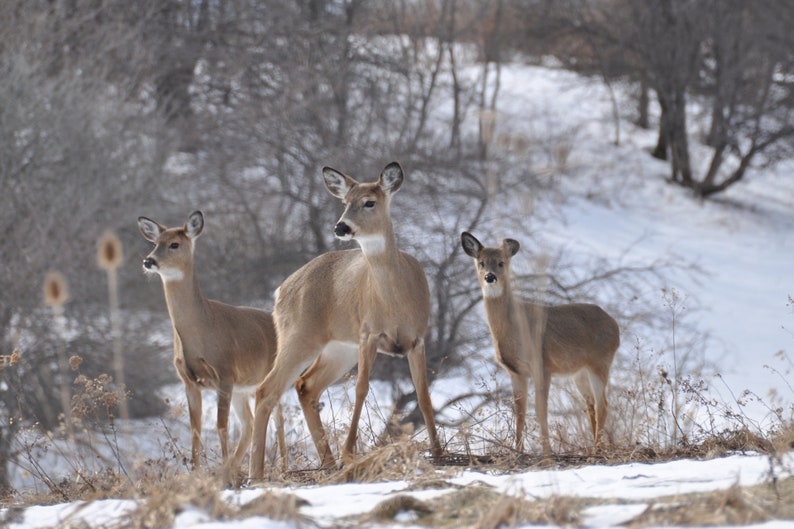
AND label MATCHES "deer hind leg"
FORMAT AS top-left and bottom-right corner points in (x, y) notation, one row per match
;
(275, 400), (287, 473)
(216, 382), (233, 461)
(342, 334), (379, 464)
(533, 369), (552, 456)
(508, 372), (528, 453)
(588, 369), (609, 448)
(185, 382), (203, 469)
(230, 390), (253, 473)
(250, 343), (312, 480)
(407, 340), (441, 458)
(296, 343), (358, 470)
(574, 370), (598, 443)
